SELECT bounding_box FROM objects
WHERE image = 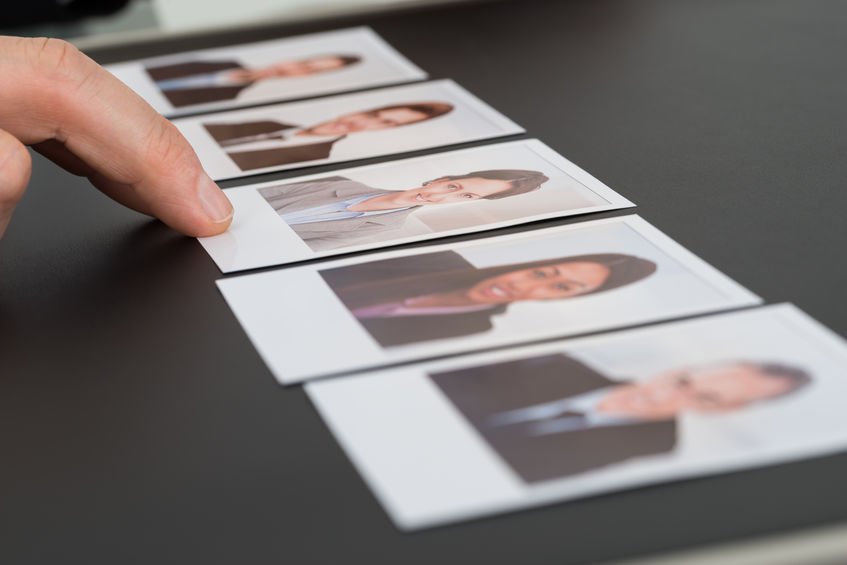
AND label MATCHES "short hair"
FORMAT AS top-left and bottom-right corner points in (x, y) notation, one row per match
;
(367, 101), (454, 124)
(424, 169), (550, 200)
(310, 54), (361, 67)
(751, 361), (813, 400)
